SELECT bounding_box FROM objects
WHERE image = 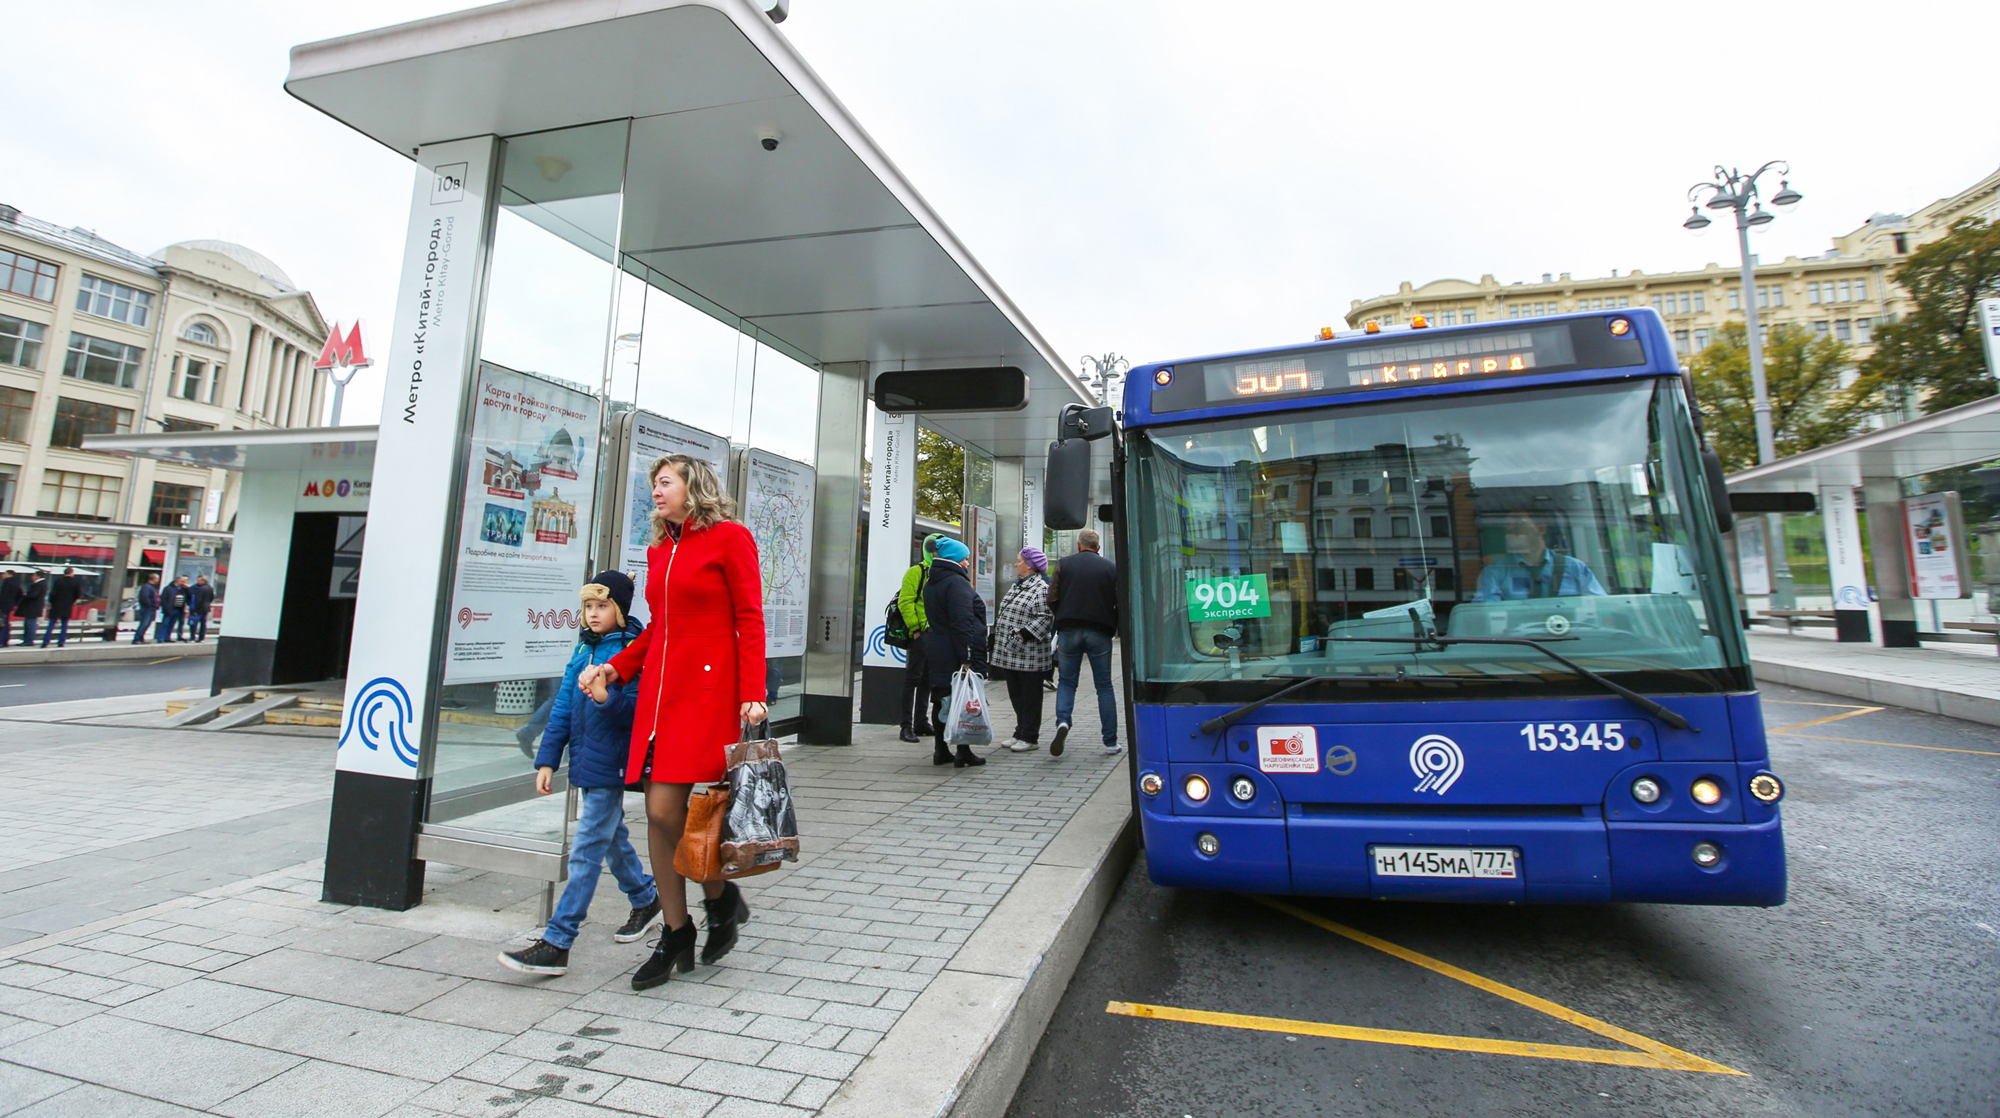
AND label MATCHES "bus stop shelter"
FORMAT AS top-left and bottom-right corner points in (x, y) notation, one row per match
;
(1726, 393), (2000, 648)
(283, 0), (1098, 908)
